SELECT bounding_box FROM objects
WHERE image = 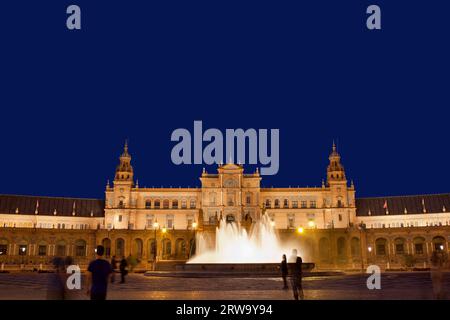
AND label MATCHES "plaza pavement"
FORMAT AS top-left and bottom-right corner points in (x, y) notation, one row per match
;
(0, 272), (447, 300)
